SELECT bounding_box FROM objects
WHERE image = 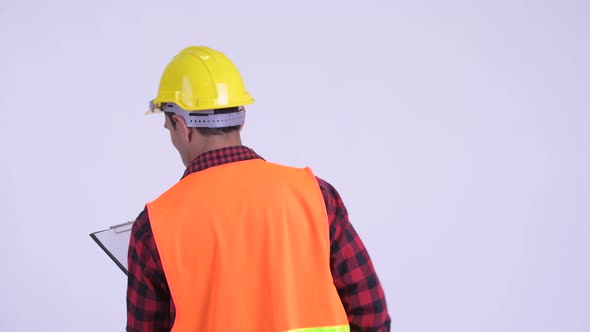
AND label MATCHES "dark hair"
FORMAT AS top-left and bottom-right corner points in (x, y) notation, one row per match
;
(165, 107), (242, 136)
